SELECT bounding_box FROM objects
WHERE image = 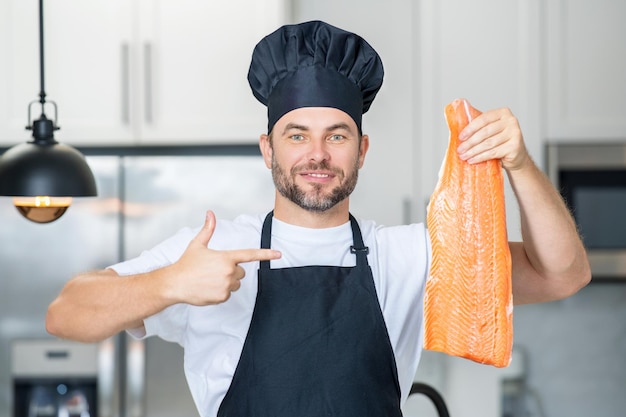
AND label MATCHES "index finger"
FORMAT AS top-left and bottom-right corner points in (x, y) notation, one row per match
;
(227, 248), (282, 264)
(458, 109), (501, 141)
